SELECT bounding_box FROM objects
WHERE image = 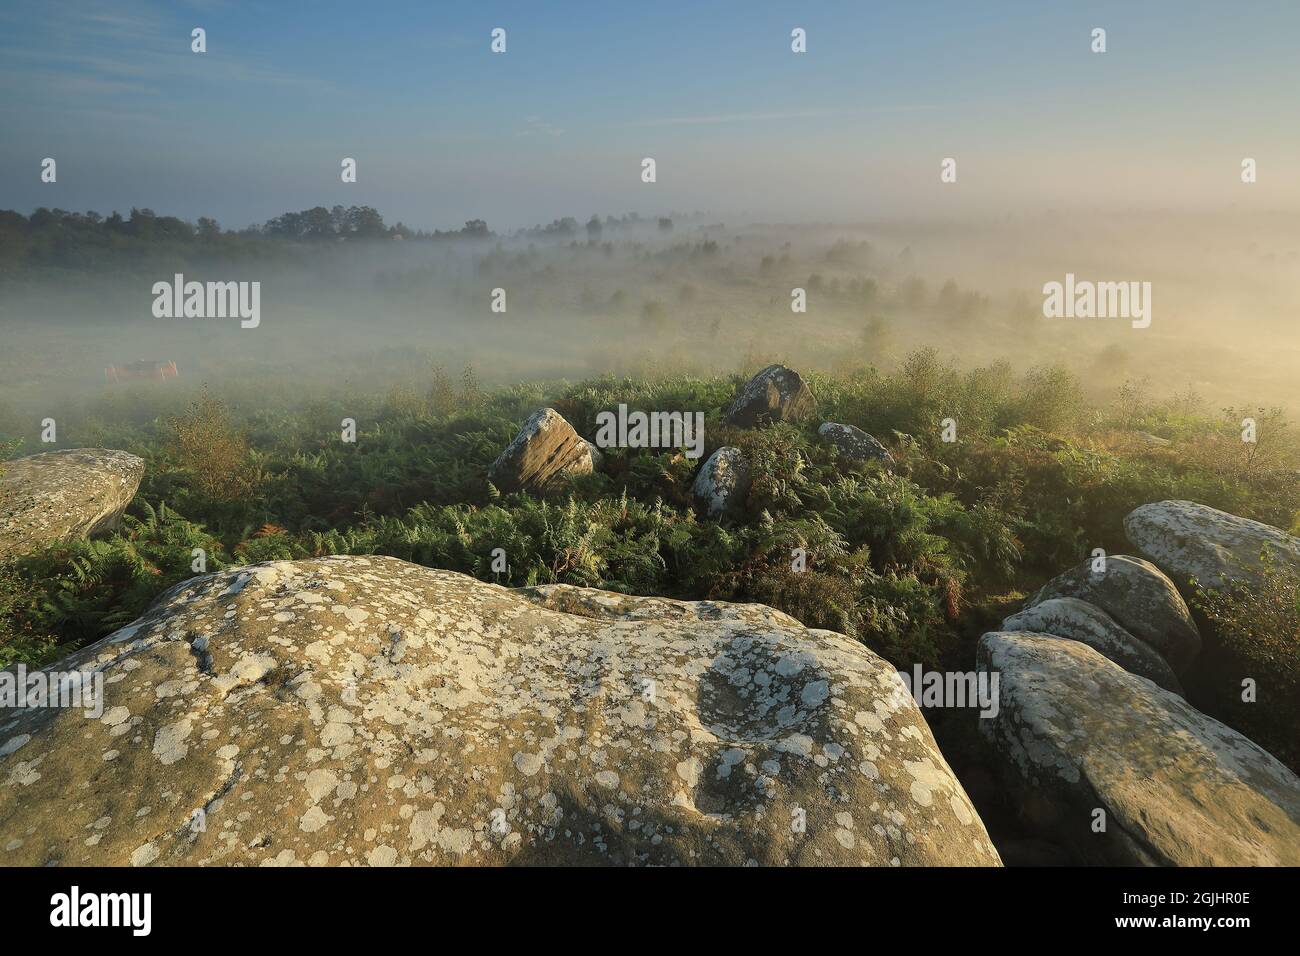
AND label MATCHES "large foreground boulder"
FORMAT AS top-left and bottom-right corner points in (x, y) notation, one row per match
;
(487, 408), (596, 495)
(1001, 597), (1183, 695)
(0, 556), (999, 867)
(1125, 500), (1300, 591)
(979, 632), (1300, 866)
(724, 364), (817, 429)
(818, 422), (894, 470)
(691, 446), (751, 519)
(0, 448), (144, 561)
(1025, 555), (1201, 673)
